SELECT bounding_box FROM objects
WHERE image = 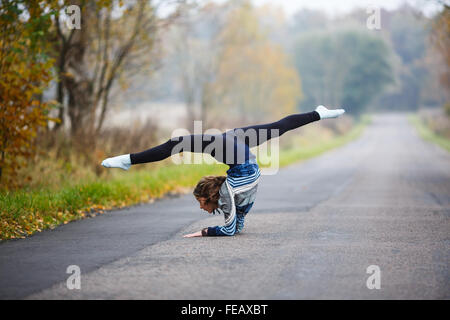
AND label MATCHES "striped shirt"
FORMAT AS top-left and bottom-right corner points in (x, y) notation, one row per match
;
(206, 159), (260, 236)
